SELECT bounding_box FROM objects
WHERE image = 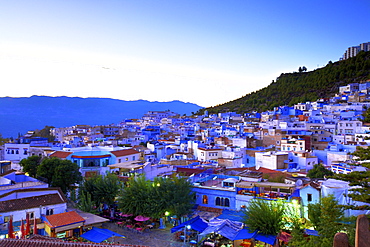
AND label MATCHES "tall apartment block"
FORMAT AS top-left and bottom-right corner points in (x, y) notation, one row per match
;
(341, 42), (370, 60)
